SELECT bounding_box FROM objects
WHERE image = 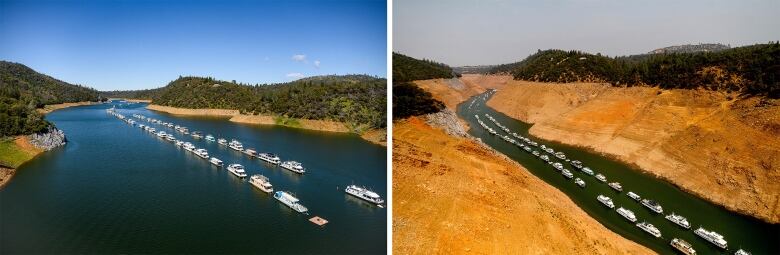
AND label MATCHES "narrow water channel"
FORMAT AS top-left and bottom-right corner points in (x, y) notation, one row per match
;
(457, 90), (777, 254)
(0, 101), (386, 253)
